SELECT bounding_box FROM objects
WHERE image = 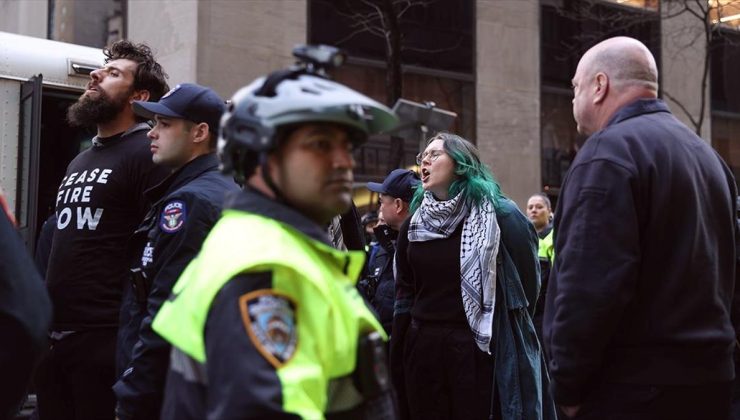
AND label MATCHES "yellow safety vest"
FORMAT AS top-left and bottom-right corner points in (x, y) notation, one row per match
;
(153, 209), (386, 418)
(538, 229), (554, 264)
